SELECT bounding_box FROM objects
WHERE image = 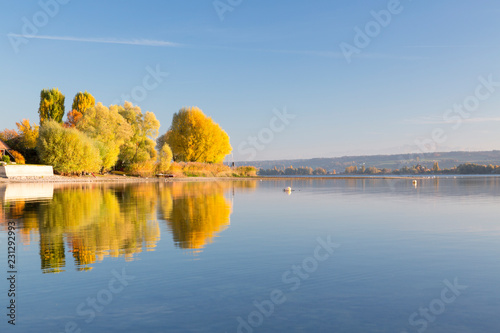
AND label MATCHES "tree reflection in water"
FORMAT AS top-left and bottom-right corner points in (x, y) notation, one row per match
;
(0, 180), (257, 273)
